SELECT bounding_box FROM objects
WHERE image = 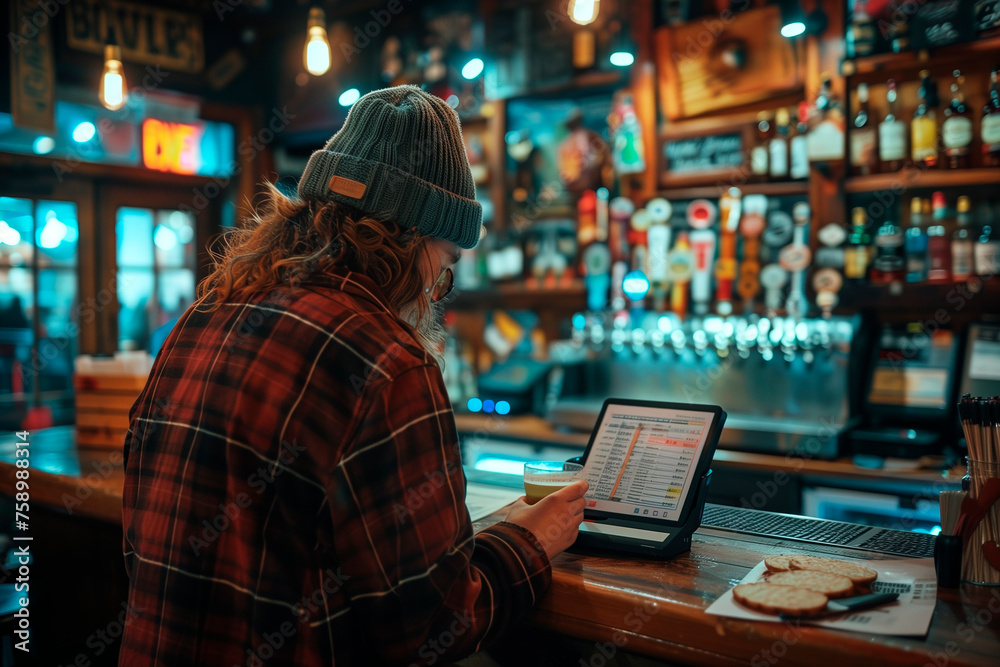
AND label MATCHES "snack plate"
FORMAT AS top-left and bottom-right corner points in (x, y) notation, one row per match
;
(704, 557), (937, 637)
